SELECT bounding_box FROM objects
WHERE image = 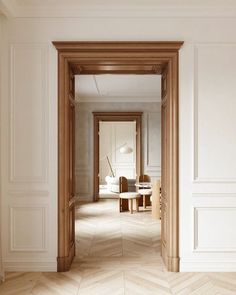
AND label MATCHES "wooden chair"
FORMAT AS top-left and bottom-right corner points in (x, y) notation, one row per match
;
(138, 174), (152, 208)
(119, 176), (140, 214)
